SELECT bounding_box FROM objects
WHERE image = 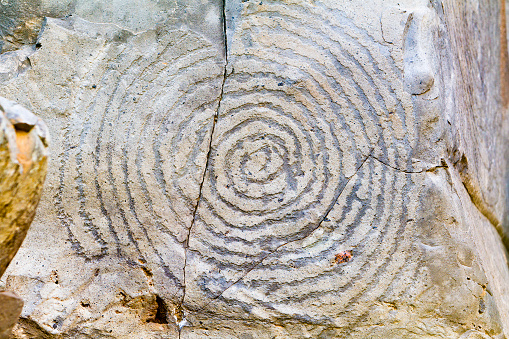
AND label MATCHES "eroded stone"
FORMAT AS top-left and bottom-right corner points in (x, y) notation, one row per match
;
(0, 96), (49, 277)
